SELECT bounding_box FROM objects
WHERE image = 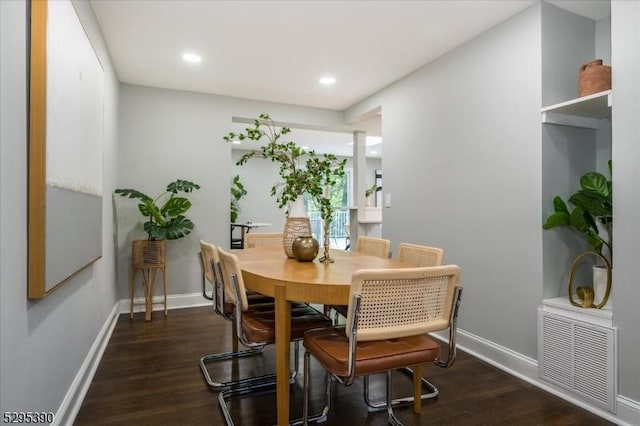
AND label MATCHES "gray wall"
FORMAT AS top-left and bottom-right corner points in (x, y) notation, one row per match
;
(611, 0), (640, 403)
(347, 0), (640, 409)
(348, 5), (543, 358)
(116, 84), (350, 299)
(2, 0), (638, 420)
(0, 0), (119, 421)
